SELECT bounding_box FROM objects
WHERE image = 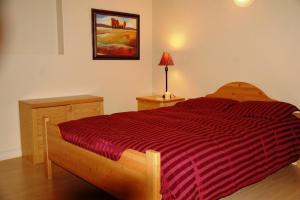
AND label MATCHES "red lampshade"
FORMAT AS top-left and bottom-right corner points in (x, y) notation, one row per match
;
(158, 52), (174, 66)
